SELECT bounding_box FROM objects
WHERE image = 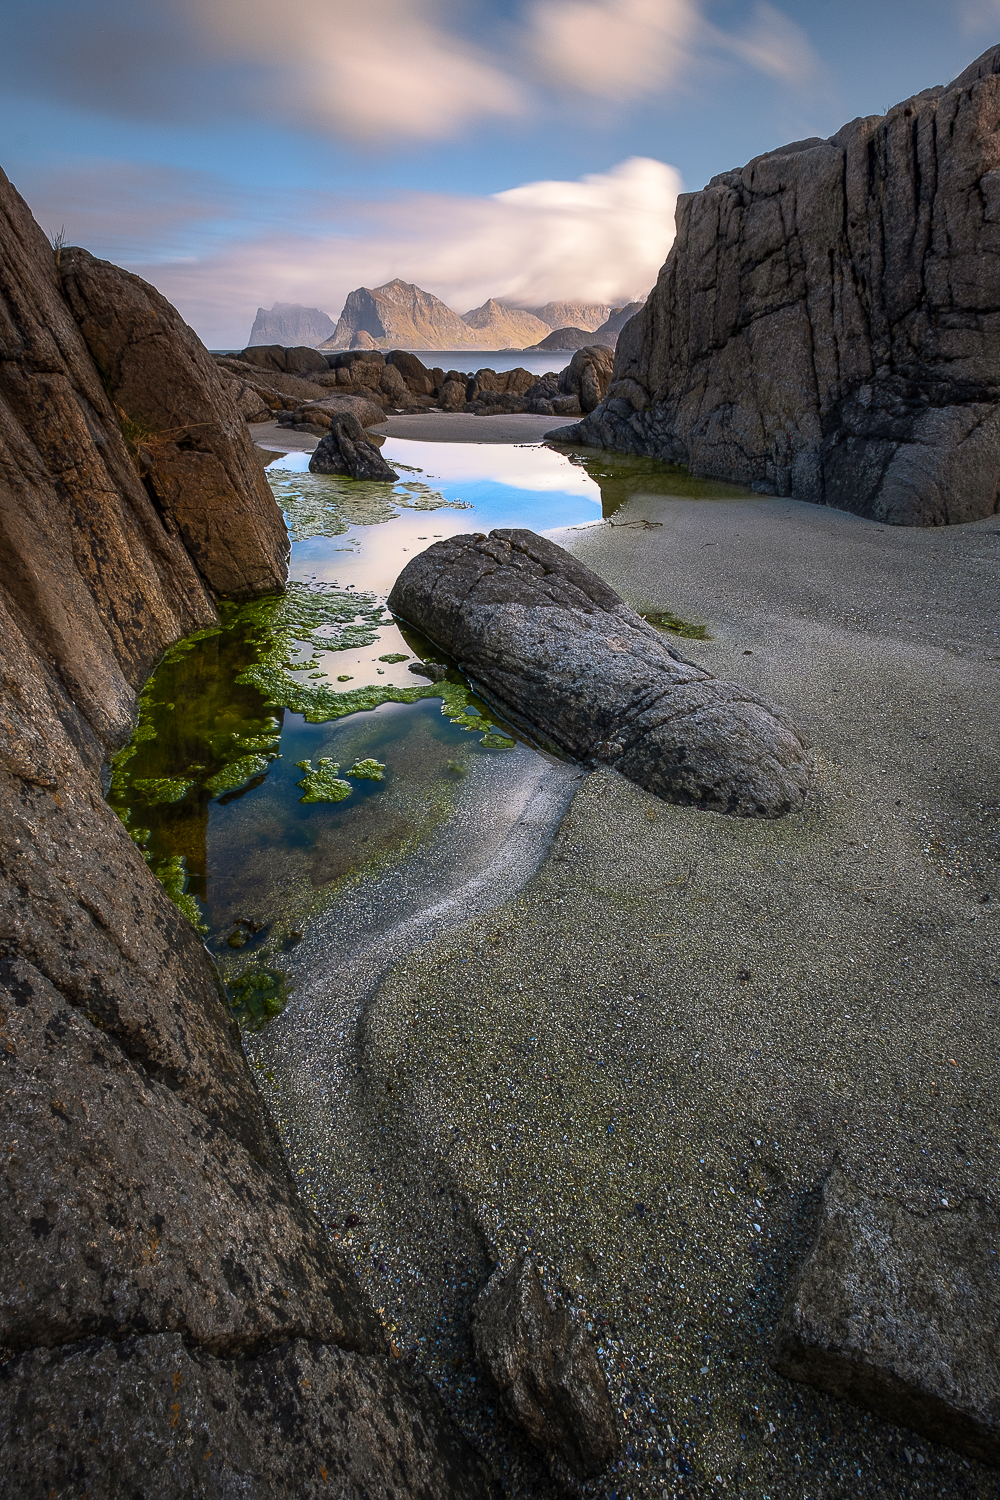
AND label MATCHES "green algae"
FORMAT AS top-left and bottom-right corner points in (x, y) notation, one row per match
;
(131, 776), (195, 805)
(345, 758), (386, 780)
(378, 653), (409, 664)
(295, 758), (353, 803)
(226, 966), (289, 1030)
(641, 609), (710, 640)
(204, 754), (271, 797)
(155, 855), (208, 933)
(268, 469), (469, 544)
